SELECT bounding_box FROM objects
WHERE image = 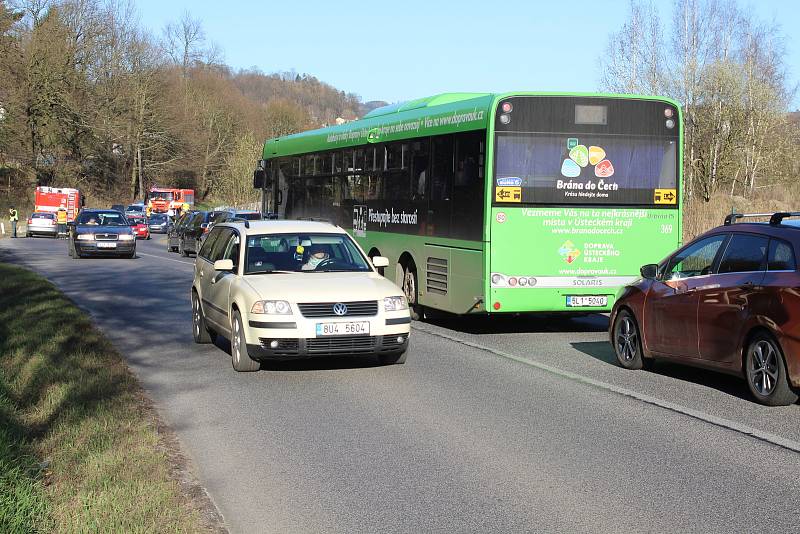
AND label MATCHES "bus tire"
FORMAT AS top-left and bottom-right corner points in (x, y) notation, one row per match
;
(402, 264), (422, 321)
